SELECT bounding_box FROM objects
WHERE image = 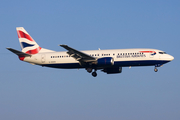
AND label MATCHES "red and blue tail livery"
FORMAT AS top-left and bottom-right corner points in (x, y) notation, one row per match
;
(7, 27), (174, 77)
(17, 27), (41, 54)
